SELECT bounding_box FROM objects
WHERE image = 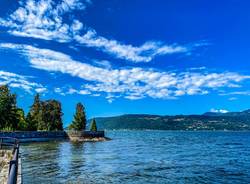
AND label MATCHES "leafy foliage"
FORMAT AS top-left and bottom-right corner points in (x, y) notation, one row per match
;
(17, 108), (28, 130)
(26, 93), (41, 130)
(0, 85), (64, 131)
(28, 98), (64, 131)
(69, 103), (86, 130)
(37, 100), (63, 131)
(0, 85), (19, 130)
